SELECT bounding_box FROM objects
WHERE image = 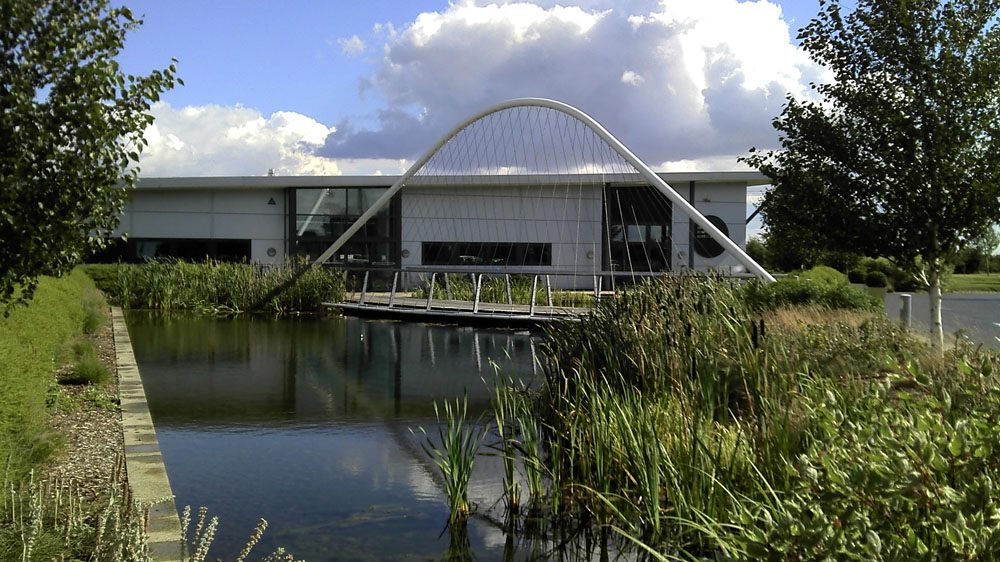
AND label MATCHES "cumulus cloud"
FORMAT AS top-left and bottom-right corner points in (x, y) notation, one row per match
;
(139, 103), (343, 176)
(318, 0), (822, 170)
(338, 34), (366, 55)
